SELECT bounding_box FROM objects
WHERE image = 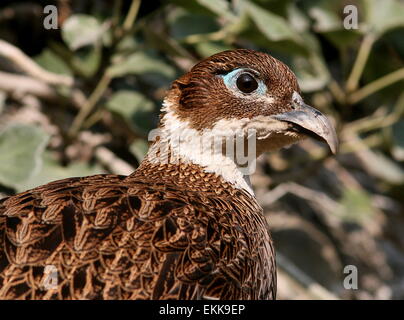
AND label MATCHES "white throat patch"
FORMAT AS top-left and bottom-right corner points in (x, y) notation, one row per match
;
(146, 100), (258, 195)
